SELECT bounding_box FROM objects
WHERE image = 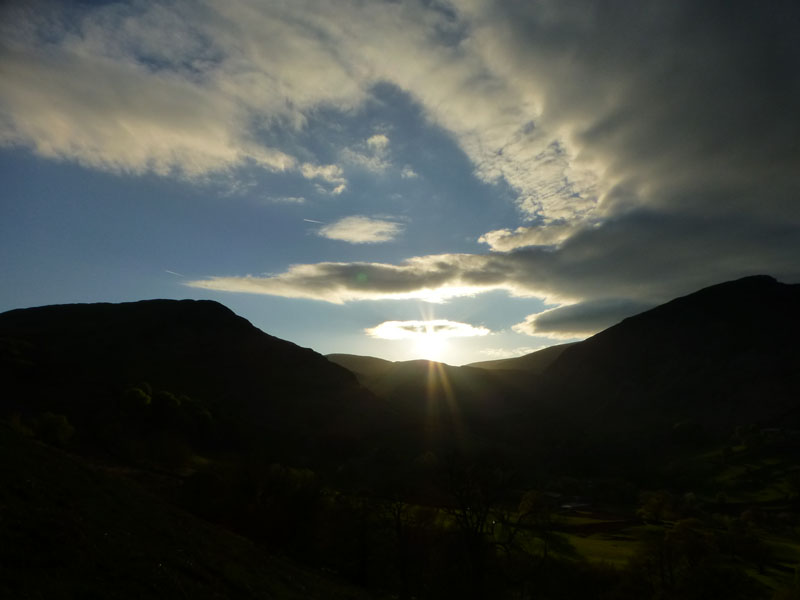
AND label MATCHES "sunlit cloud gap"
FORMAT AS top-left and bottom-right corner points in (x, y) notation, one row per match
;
(367, 319), (490, 364)
(366, 320), (490, 340)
